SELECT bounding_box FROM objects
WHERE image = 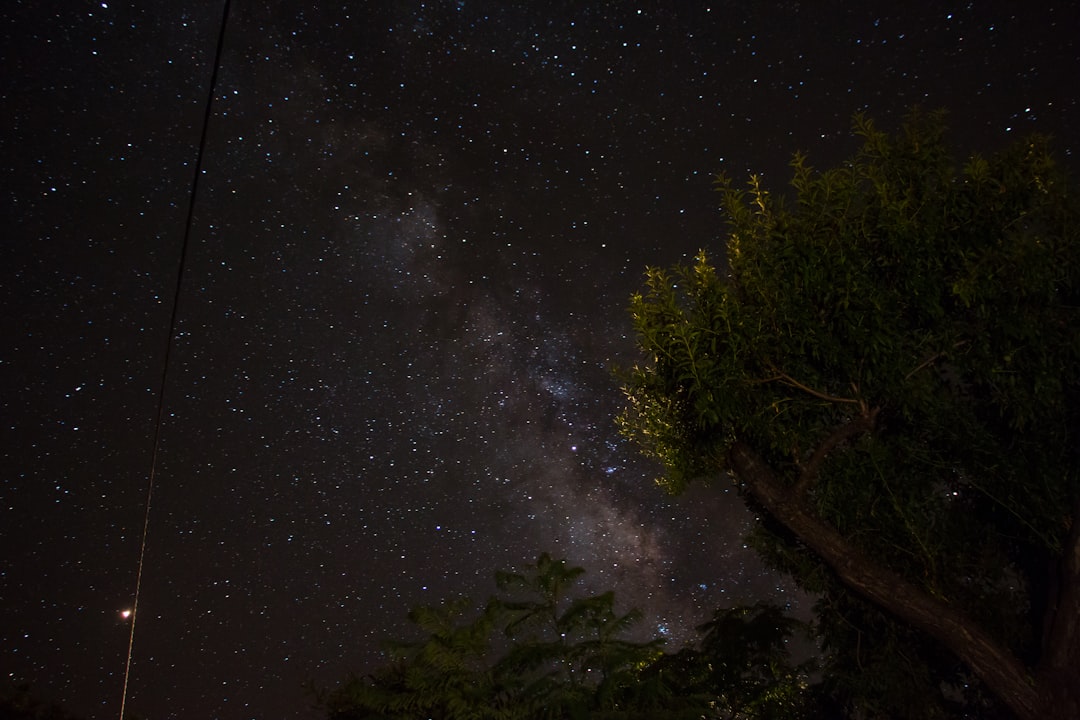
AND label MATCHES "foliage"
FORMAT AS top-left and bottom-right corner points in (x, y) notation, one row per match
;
(319, 554), (663, 720)
(492, 554), (662, 718)
(617, 110), (1080, 719)
(637, 603), (820, 720)
(319, 555), (815, 720)
(0, 682), (87, 720)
